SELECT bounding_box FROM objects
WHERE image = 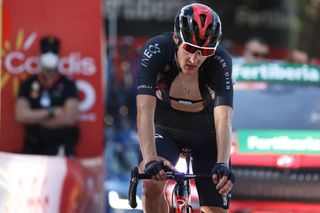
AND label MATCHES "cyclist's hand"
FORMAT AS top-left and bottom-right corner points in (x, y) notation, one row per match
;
(144, 160), (175, 181)
(211, 163), (235, 196)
